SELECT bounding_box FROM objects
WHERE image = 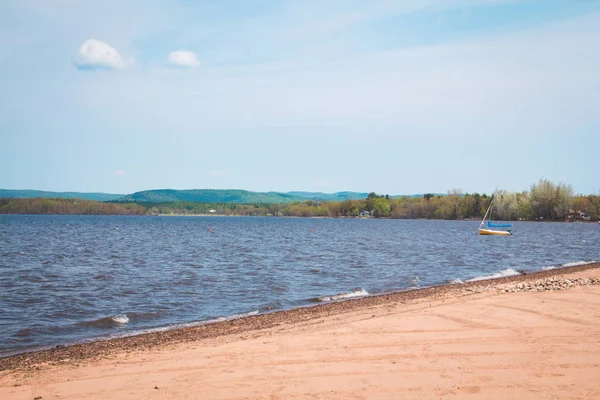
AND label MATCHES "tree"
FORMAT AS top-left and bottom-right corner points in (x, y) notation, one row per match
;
(554, 182), (574, 219)
(459, 194), (475, 219)
(447, 189), (463, 219)
(471, 193), (482, 218)
(365, 192), (383, 212)
(586, 194), (600, 220)
(372, 198), (391, 218)
(492, 190), (520, 220)
(529, 179), (574, 220)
